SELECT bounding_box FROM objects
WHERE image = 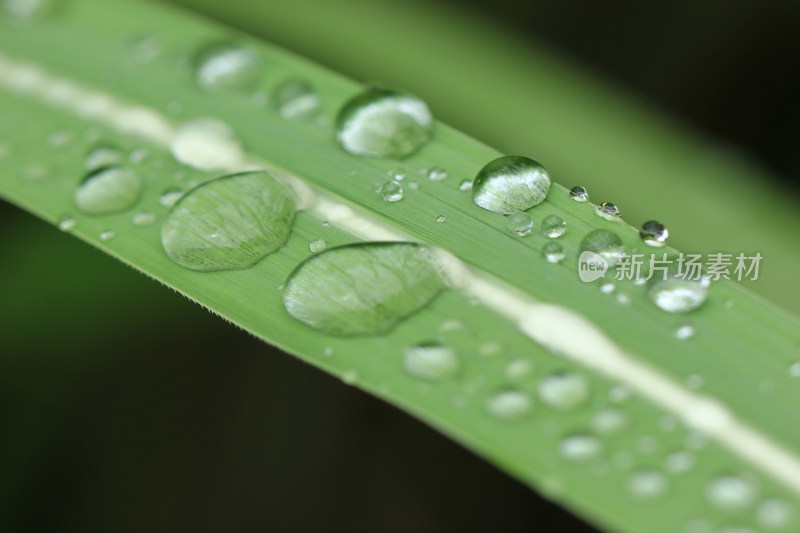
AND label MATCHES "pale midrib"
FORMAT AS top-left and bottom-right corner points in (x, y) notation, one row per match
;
(2, 50), (799, 496)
